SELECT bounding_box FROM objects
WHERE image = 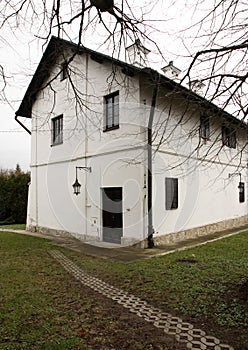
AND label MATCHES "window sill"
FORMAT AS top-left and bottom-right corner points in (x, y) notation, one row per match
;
(201, 137), (210, 144)
(51, 142), (63, 147)
(103, 125), (119, 132)
(222, 143), (236, 149)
